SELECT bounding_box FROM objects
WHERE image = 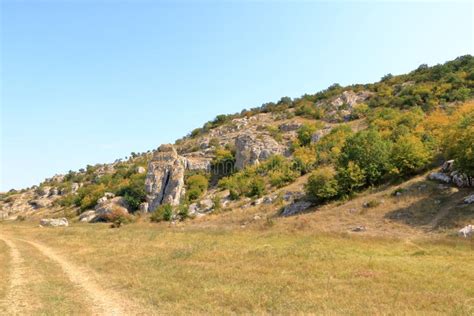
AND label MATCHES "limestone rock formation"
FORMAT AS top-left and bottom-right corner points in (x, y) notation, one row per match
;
(235, 133), (284, 170)
(145, 144), (186, 211)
